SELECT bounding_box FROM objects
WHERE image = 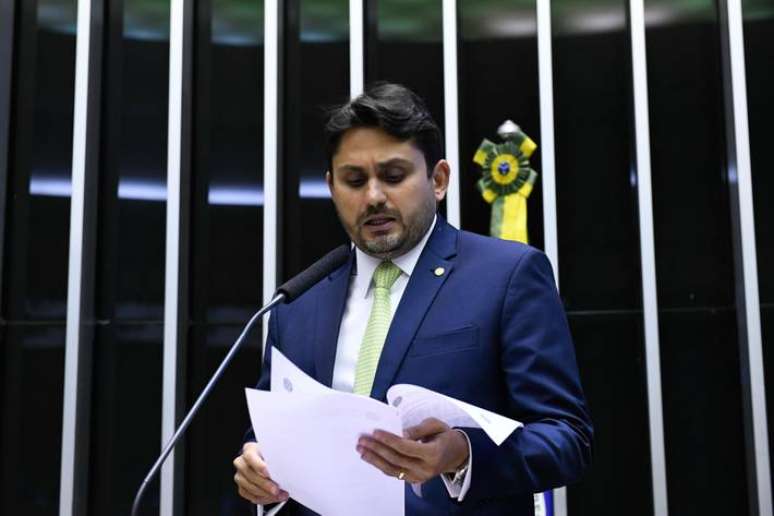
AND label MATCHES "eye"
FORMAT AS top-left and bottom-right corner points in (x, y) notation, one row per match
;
(384, 169), (406, 183)
(338, 170), (367, 188)
(345, 177), (366, 188)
